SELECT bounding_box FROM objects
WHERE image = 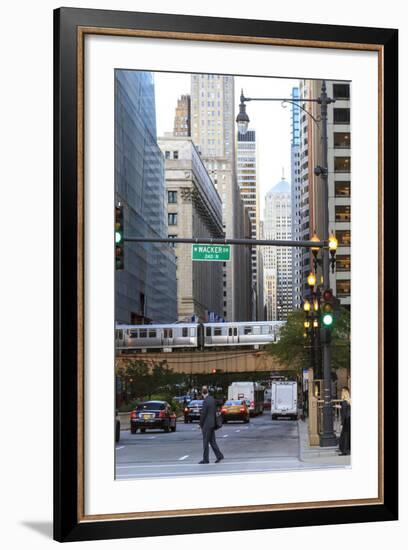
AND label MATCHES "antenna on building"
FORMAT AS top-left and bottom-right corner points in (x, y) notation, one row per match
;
(282, 167), (285, 180)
